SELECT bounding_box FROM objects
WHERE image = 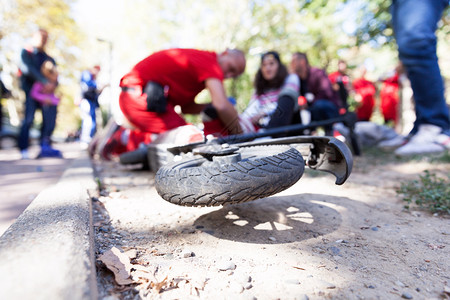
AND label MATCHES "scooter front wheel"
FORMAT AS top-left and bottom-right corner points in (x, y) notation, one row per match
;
(155, 145), (305, 207)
